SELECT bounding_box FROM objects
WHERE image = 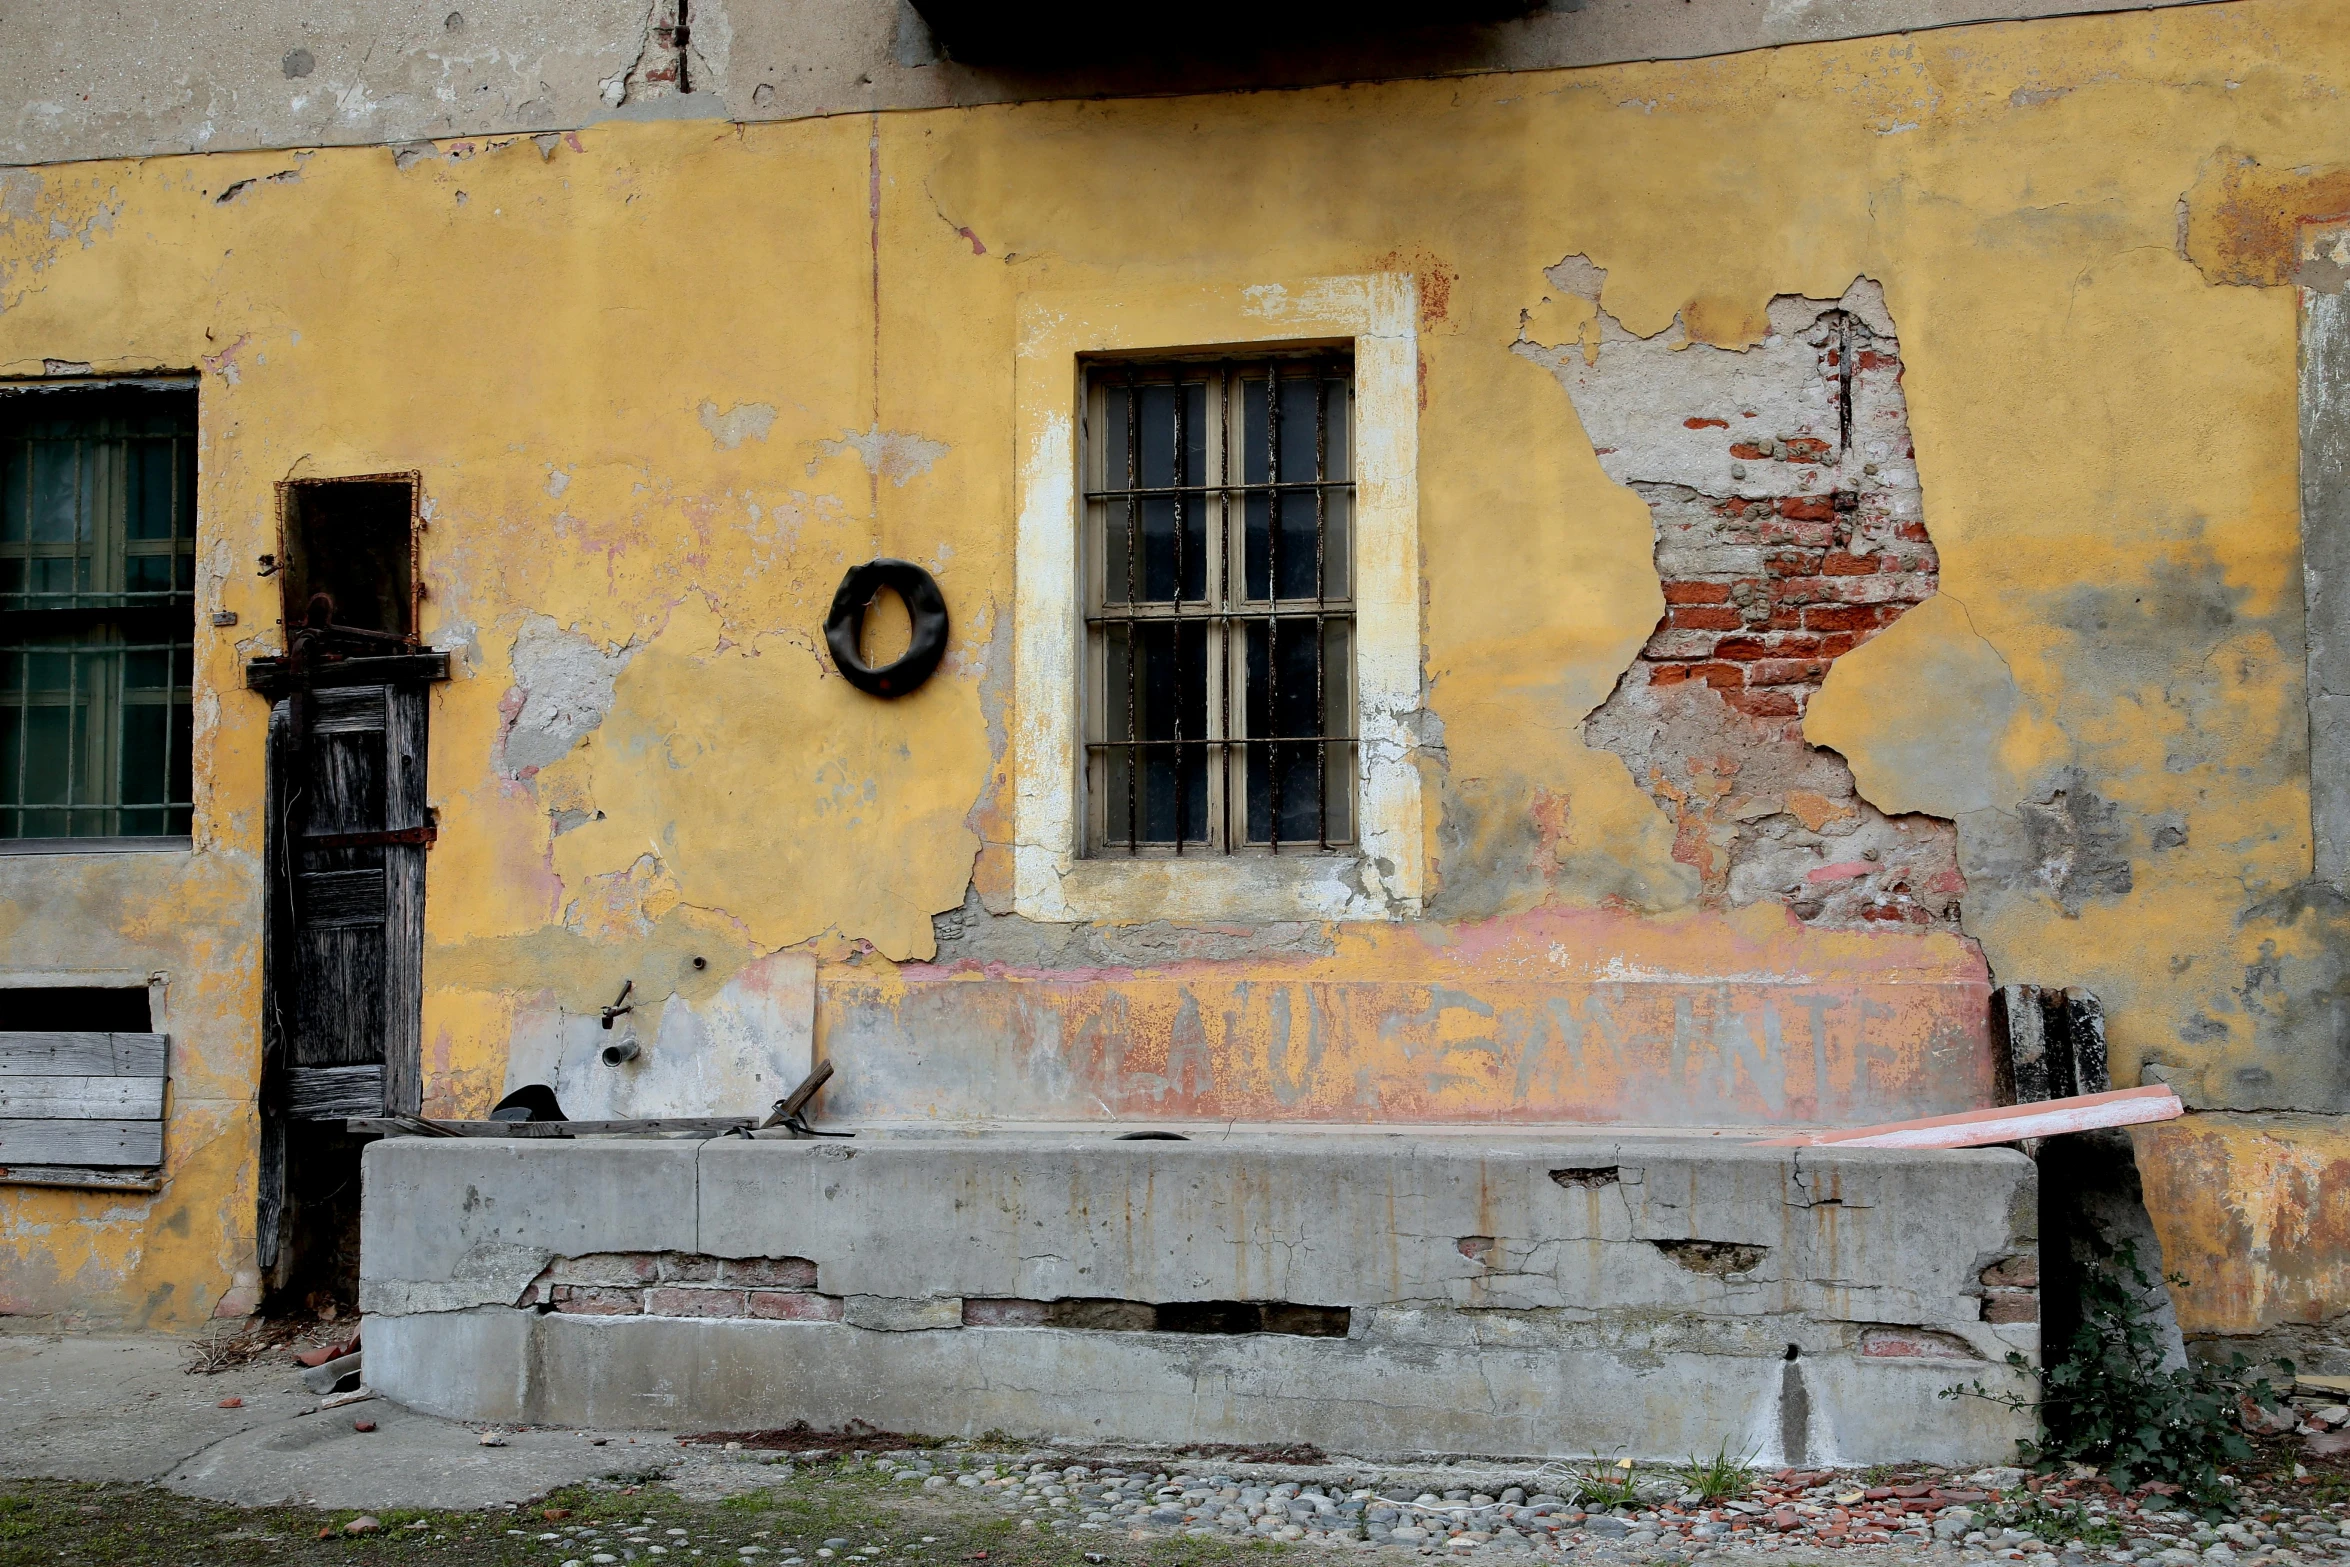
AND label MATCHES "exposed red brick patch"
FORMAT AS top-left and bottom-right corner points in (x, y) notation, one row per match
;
(962, 1298), (1053, 1326)
(550, 1285), (643, 1315)
(1572, 289), (1962, 929)
(526, 1253), (827, 1318)
(722, 1257), (820, 1289)
(1981, 1255), (2038, 1288)
(649, 1287), (750, 1318)
(1662, 580), (1732, 605)
(1860, 1326), (1985, 1358)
